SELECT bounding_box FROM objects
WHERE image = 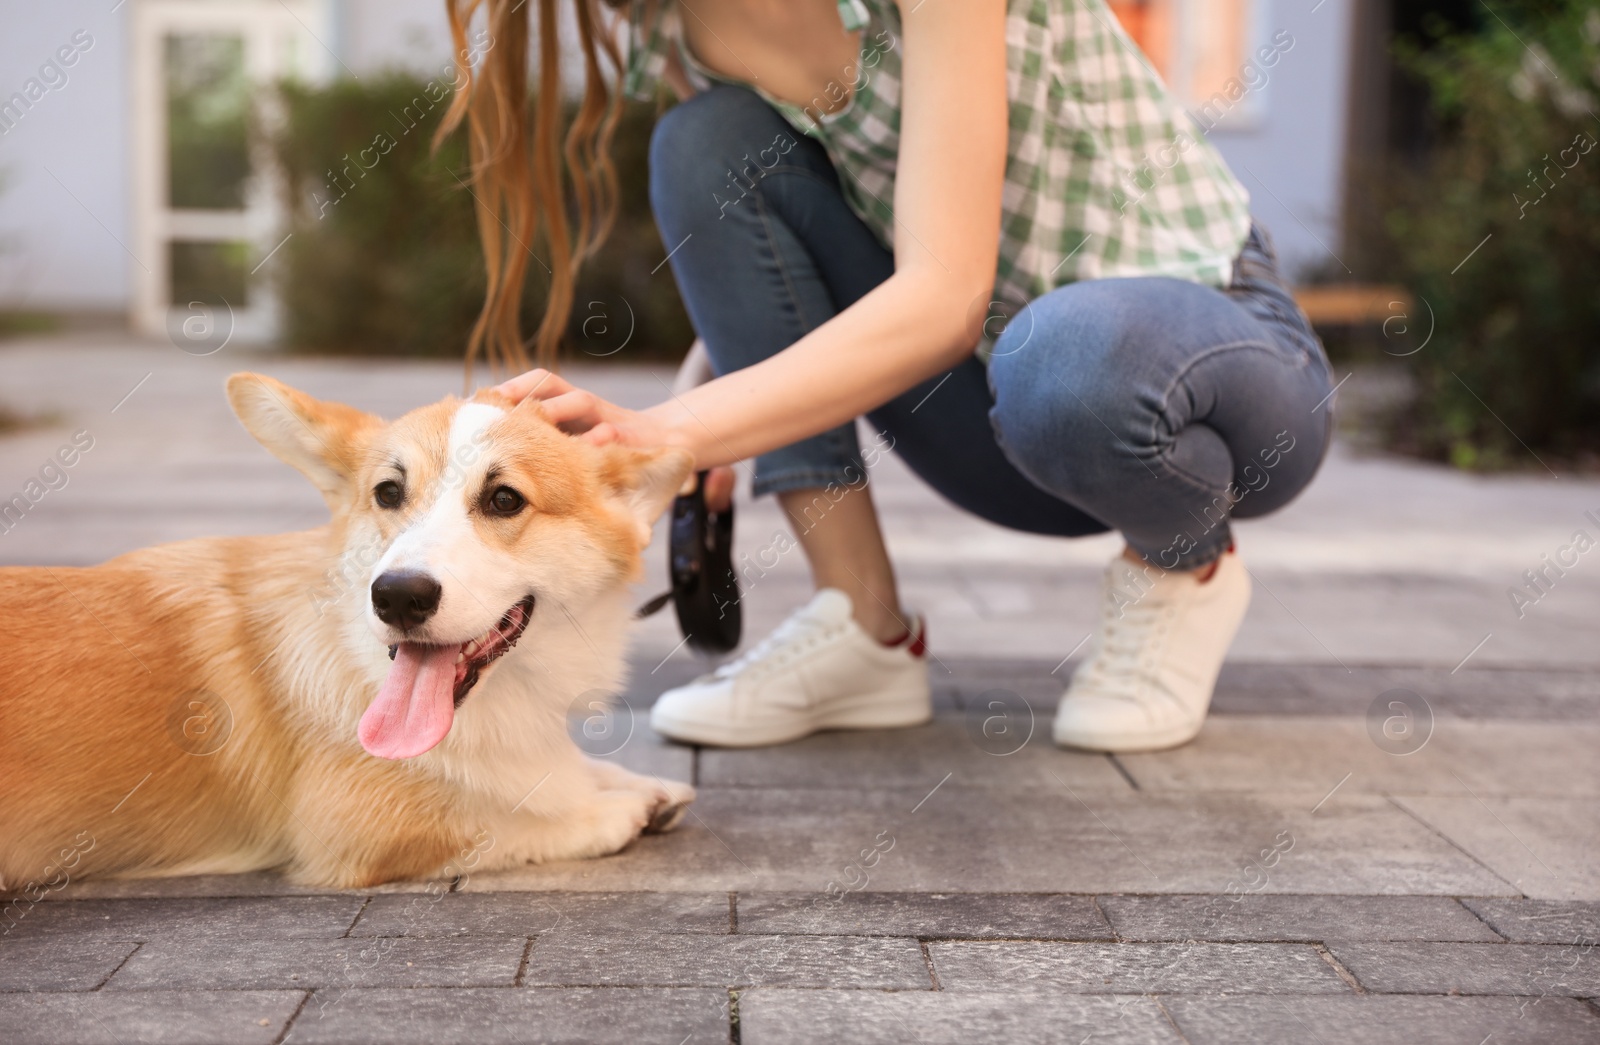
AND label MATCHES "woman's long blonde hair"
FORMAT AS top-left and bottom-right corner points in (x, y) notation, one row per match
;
(437, 0), (627, 373)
